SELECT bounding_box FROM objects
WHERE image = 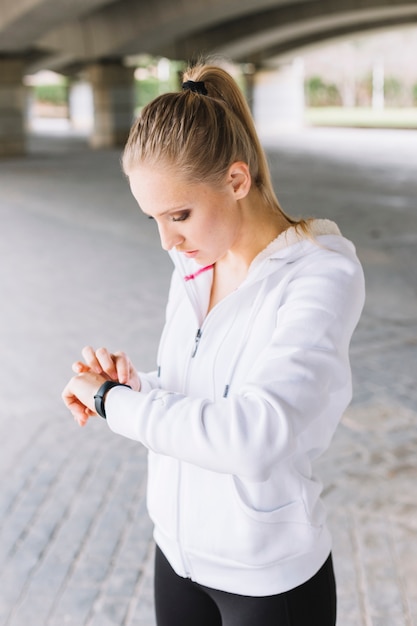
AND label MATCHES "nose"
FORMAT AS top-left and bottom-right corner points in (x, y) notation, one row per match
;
(157, 222), (184, 251)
